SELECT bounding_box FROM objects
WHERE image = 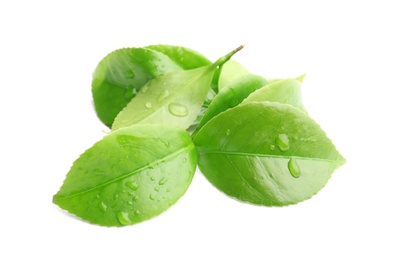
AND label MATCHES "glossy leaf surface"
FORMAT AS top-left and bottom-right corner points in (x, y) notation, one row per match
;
(92, 46), (212, 127)
(92, 48), (183, 127)
(194, 101), (345, 206)
(243, 78), (307, 112)
(145, 44), (212, 70)
(111, 65), (216, 130)
(147, 44), (222, 96)
(112, 46), (243, 131)
(218, 60), (250, 91)
(192, 74), (268, 137)
(53, 124), (196, 226)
